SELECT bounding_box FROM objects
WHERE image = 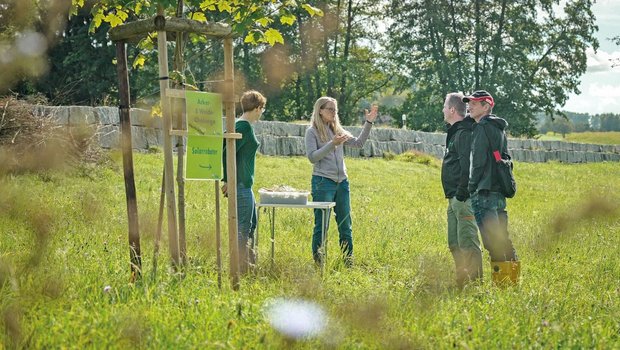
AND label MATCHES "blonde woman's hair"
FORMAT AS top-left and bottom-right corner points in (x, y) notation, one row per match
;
(310, 96), (352, 143)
